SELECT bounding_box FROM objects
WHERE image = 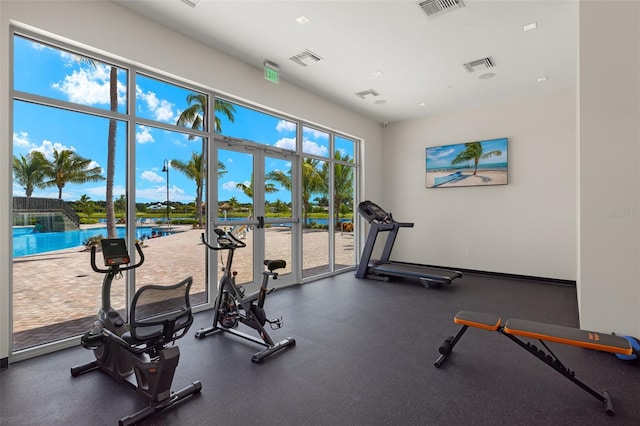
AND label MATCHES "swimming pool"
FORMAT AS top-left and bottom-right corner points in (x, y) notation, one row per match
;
(12, 226), (171, 258)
